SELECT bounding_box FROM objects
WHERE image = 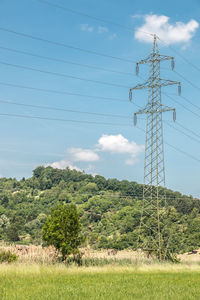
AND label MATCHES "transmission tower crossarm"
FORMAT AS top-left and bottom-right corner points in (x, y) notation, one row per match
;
(158, 79), (180, 87)
(130, 81), (150, 91)
(136, 55), (151, 65)
(129, 79), (181, 100)
(130, 79), (180, 89)
(134, 106), (175, 115)
(156, 54), (174, 62)
(137, 54), (174, 65)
